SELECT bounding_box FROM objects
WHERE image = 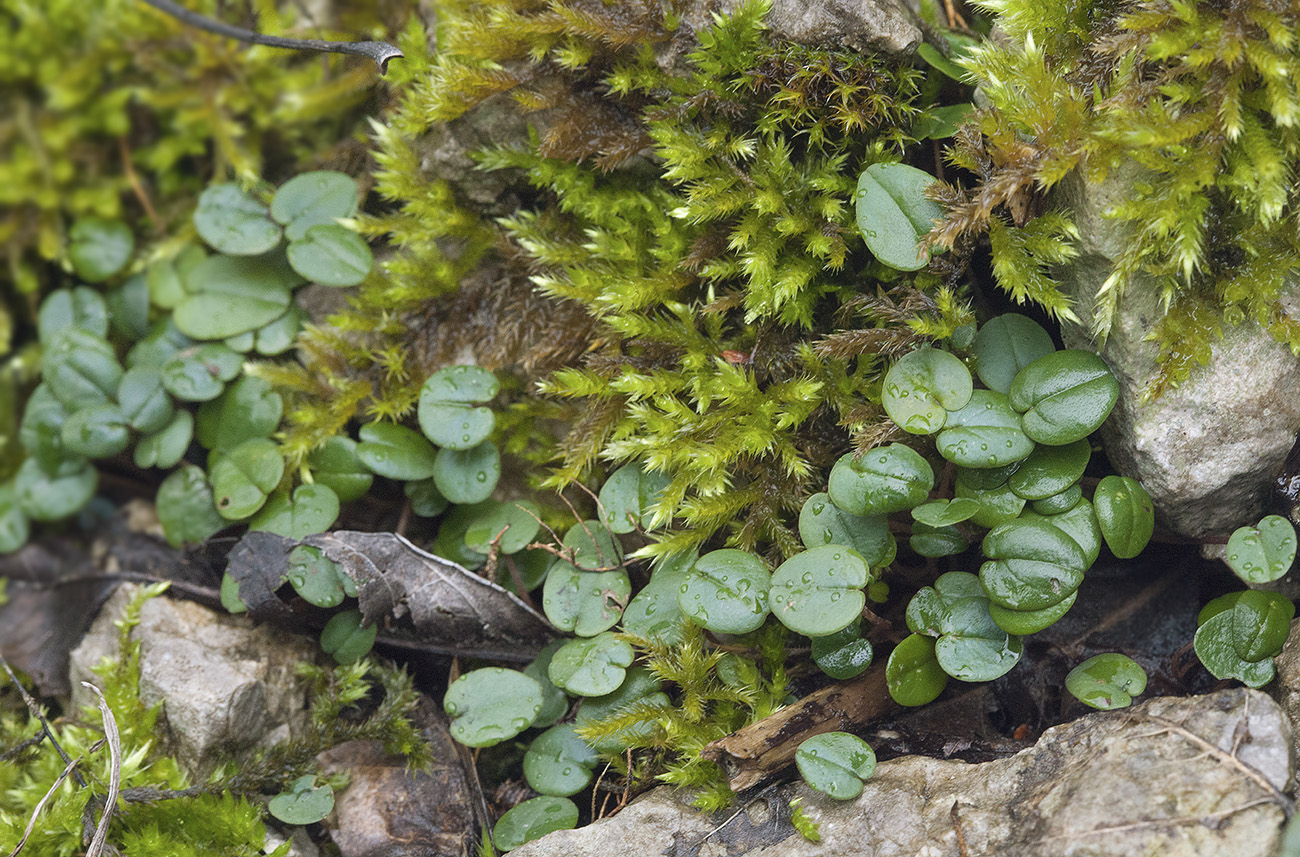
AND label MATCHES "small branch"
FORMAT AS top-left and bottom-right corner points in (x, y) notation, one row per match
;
(1043, 797), (1276, 840)
(0, 653), (85, 787)
(81, 682), (123, 857)
(7, 755), (83, 857)
(139, 0), (403, 74)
